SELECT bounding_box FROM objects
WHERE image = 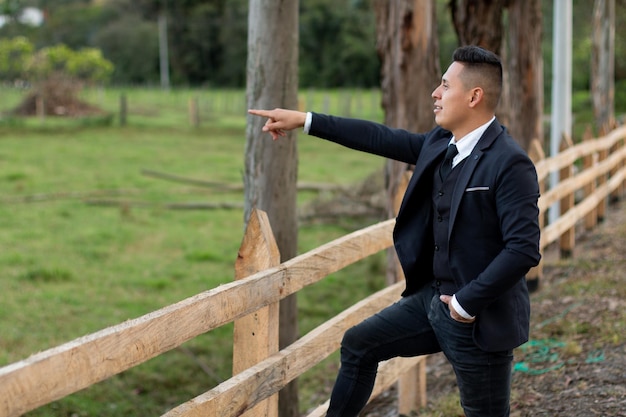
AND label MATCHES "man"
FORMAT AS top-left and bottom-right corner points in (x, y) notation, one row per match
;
(249, 45), (541, 417)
